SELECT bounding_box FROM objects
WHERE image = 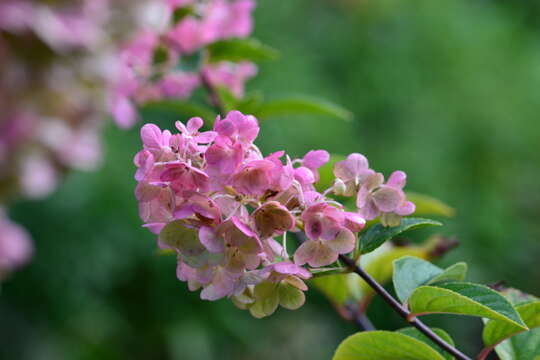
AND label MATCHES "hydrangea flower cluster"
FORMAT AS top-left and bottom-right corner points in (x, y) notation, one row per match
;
(110, 0), (257, 128)
(134, 111), (415, 317)
(0, 0), (156, 276)
(0, 0), (259, 279)
(0, 0), (147, 201)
